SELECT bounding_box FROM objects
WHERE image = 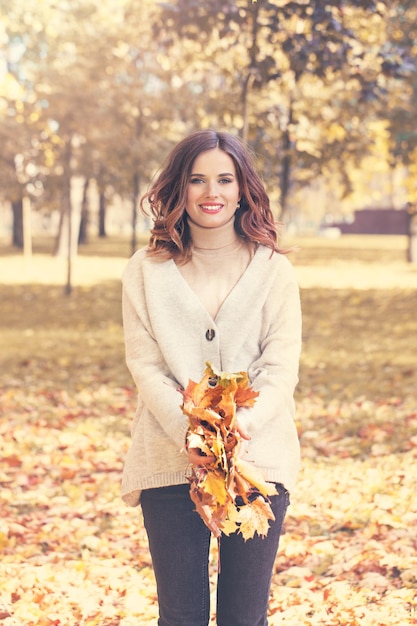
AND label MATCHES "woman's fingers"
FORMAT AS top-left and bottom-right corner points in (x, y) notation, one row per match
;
(236, 422), (251, 441)
(188, 423), (250, 466)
